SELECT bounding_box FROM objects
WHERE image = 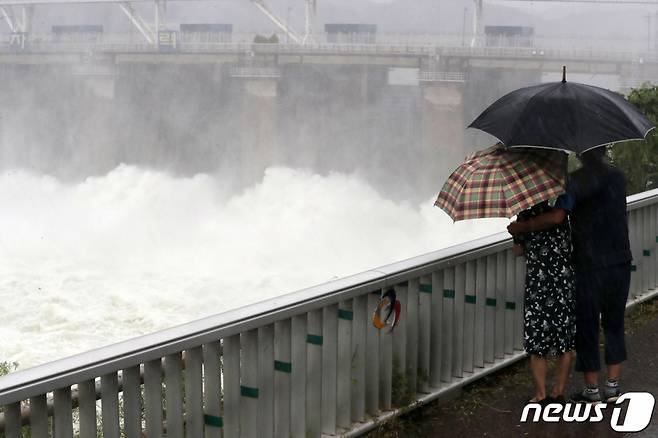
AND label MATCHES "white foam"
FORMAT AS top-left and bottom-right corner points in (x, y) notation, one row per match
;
(0, 165), (509, 369)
